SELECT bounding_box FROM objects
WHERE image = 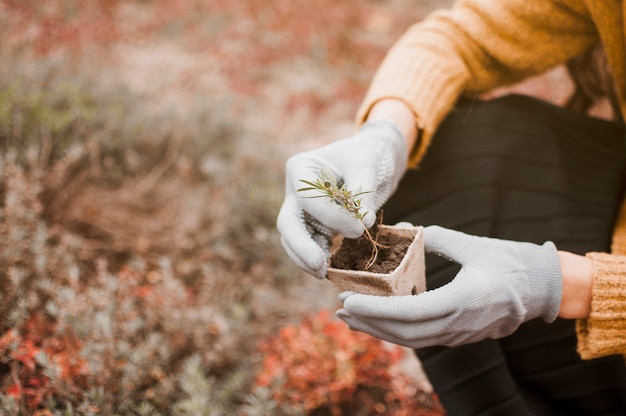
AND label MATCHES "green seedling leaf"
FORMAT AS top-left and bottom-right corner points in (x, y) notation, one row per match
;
(296, 167), (384, 270)
(297, 169), (373, 220)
